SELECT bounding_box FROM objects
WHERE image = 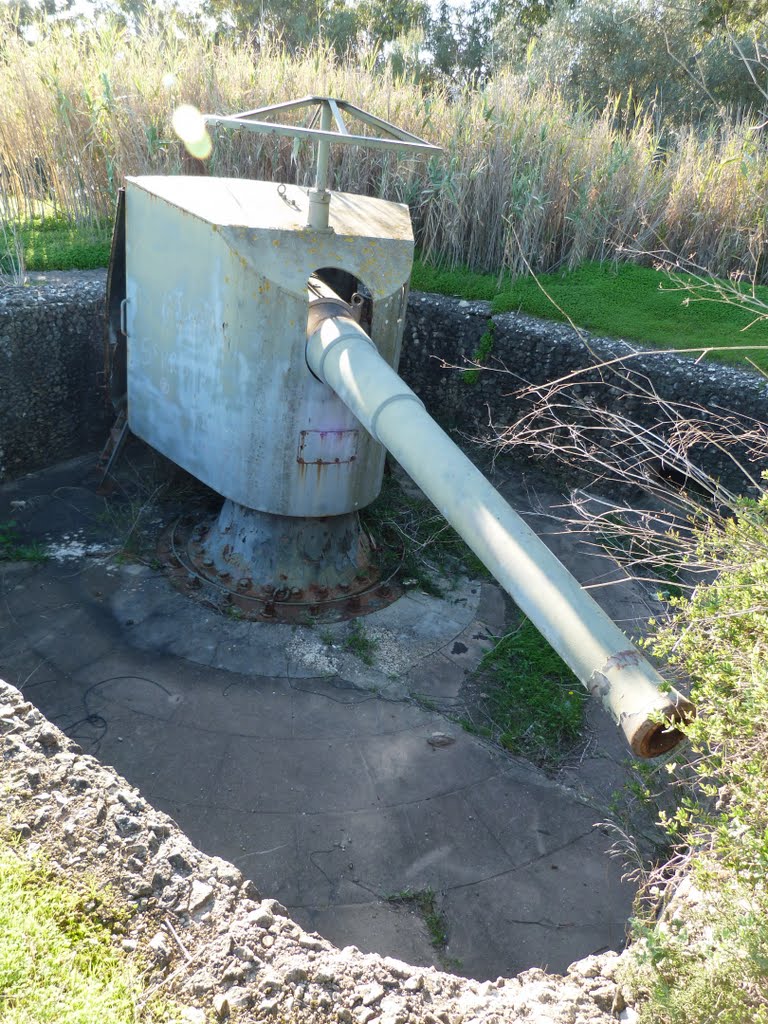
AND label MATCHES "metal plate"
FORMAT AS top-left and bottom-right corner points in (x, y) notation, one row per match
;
(298, 429), (359, 465)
